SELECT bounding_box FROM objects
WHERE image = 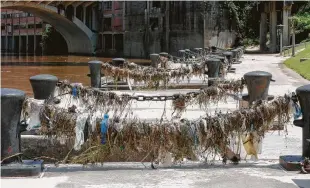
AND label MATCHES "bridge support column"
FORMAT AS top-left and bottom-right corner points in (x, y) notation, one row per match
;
(282, 3), (291, 47)
(5, 36), (8, 53)
(34, 16), (36, 54)
(18, 14), (21, 54)
(26, 16), (28, 53)
(260, 12), (267, 51)
(73, 6), (76, 17)
(11, 15), (14, 53)
(269, 1), (277, 53)
(92, 6), (97, 31)
(5, 10), (8, 53)
(83, 7), (86, 23)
